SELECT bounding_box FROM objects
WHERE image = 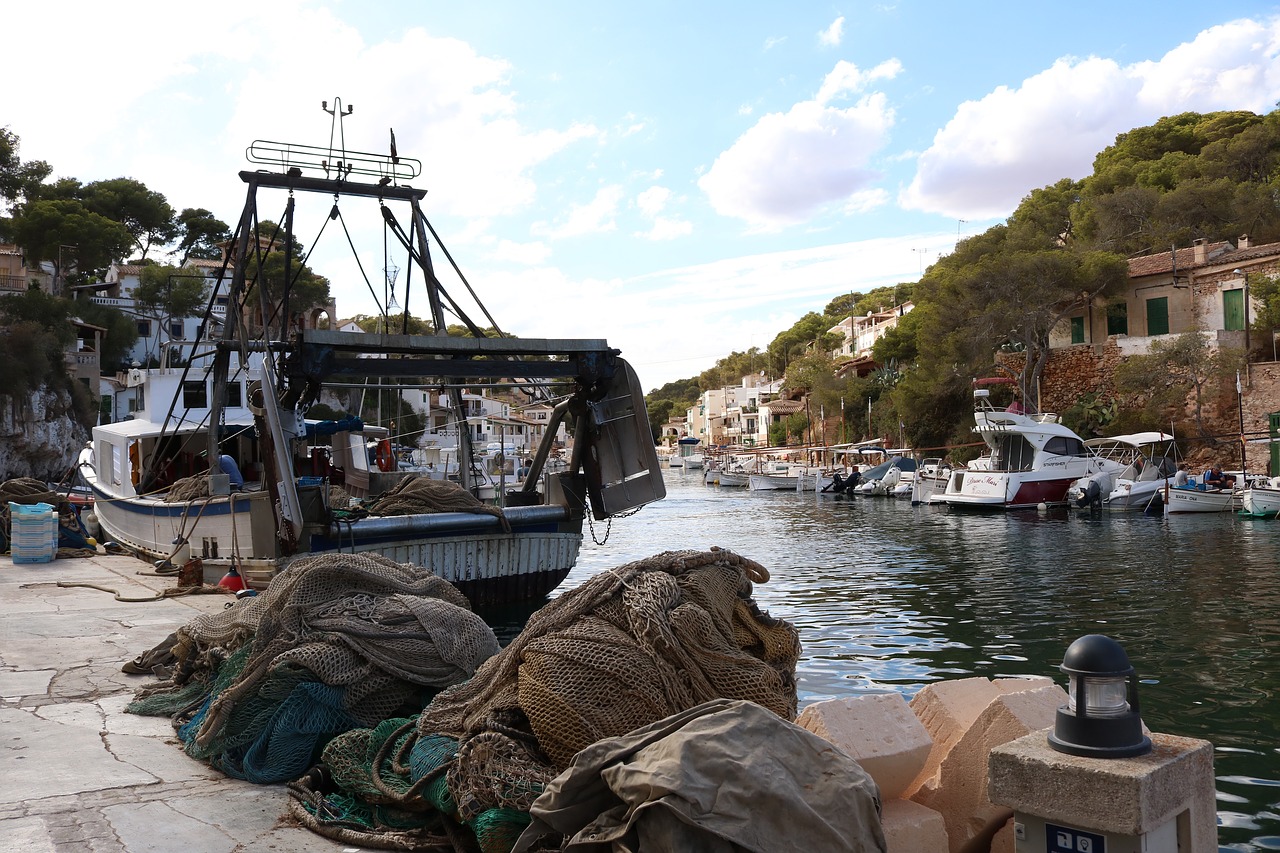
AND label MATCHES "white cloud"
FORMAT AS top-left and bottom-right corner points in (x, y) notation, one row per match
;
(637, 186), (673, 217)
(532, 185), (625, 238)
(634, 186), (692, 240)
(490, 239), (552, 265)
(698, 61), (901, 228)
(819, 17), (845, 48)
(764, 35), (788, 51)
(901, 17), (1280, 220)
